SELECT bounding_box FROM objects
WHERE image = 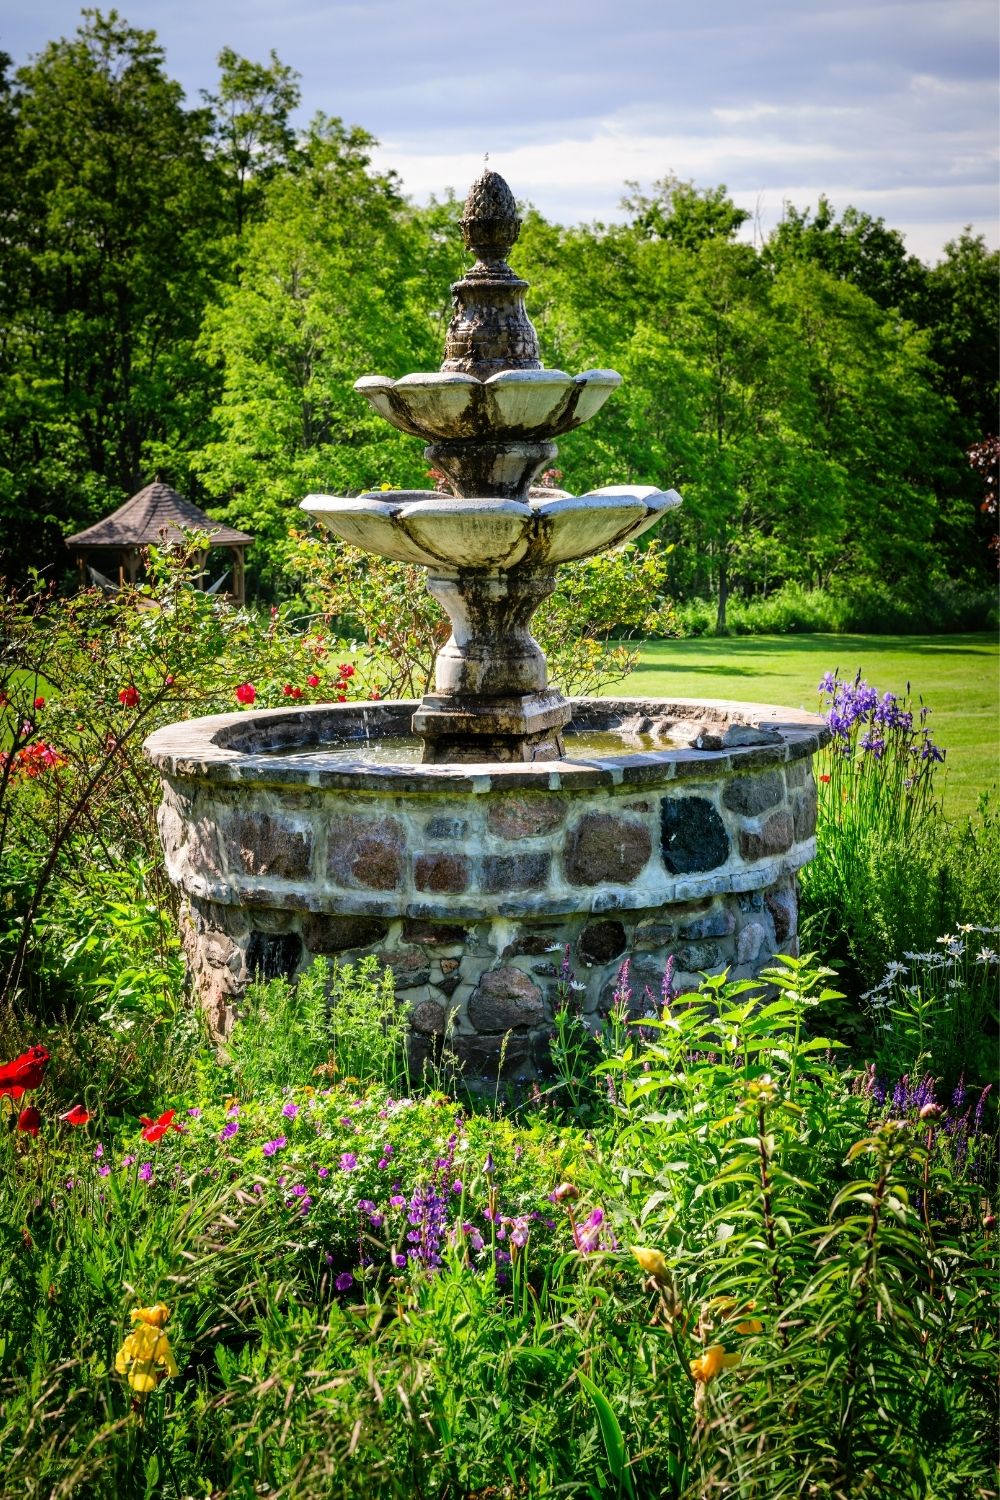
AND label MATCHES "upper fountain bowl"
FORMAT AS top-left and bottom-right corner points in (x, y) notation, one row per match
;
(354, 367), (621, 443)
